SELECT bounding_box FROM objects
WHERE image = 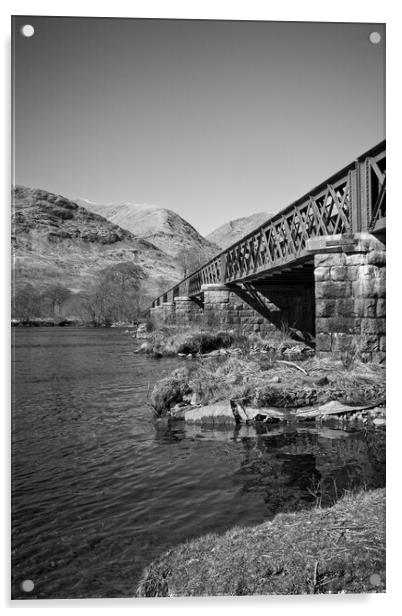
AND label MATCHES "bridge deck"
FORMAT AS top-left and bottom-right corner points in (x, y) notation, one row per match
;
(152, 140), (385, 307)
